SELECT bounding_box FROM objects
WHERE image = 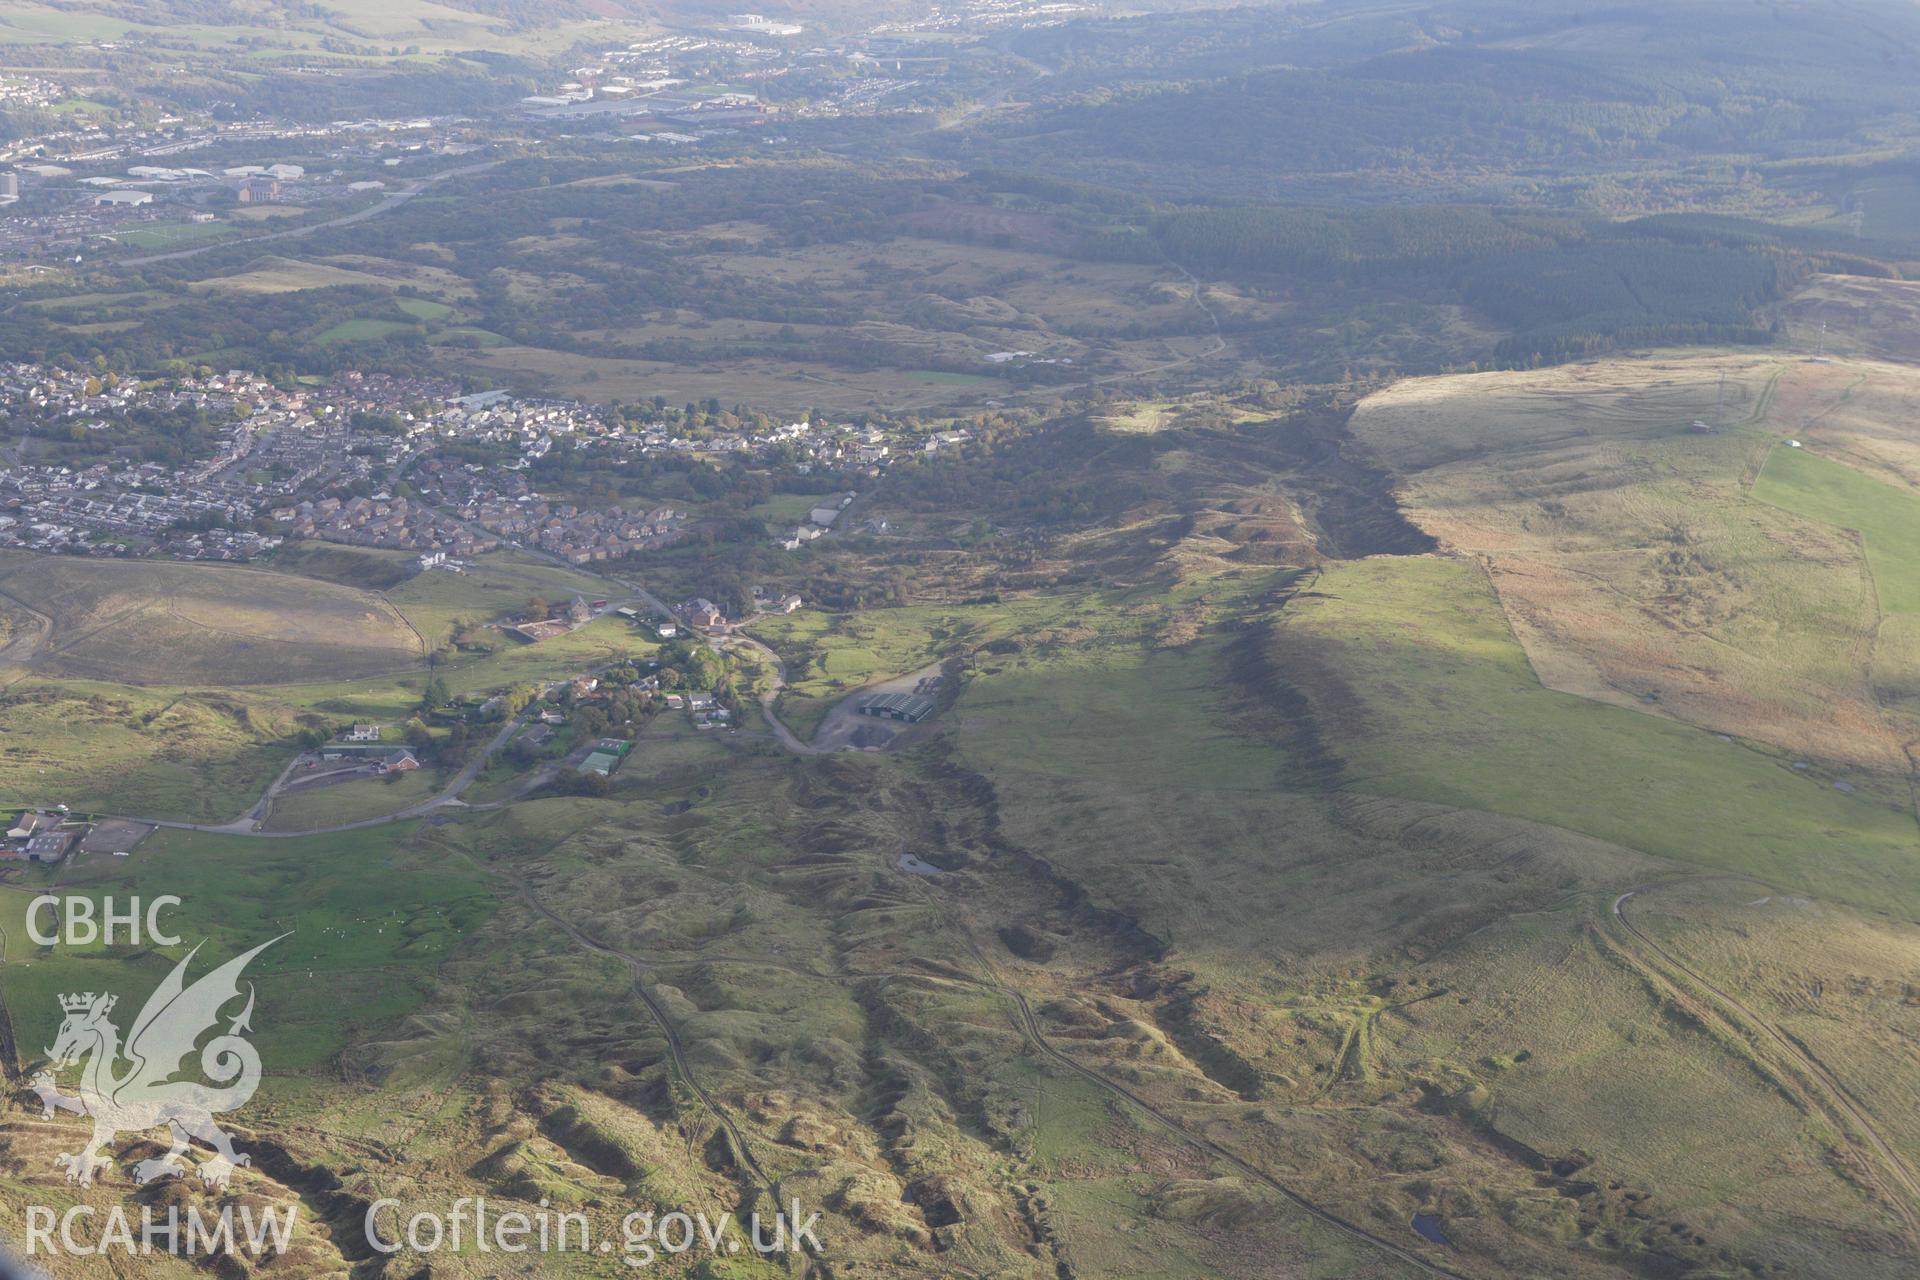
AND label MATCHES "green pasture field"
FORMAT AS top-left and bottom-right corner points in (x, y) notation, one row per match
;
(745, 492), (839, 523)
(394, 296), (453, 322)
(621, 710), (732, 773)
(243, 671), (424, 729)
(436, 617), (660, 701)
(904, 370), (991, 385)
(0, 8), (134, 43)
(430, 326), (508, 347)
(110, 223), (234, 251)
(23, 291), (160, 312)
(188, 258), (398, 296)
(0, 821), (493, 1089)
(0, 679), (295, 822)
(315, 317), (418, 345)
(957, 634), (1290, 792)
(262, 767), (444, 832)
(1753, 444), (1920, 614)
(381, 552), (617, 649)
(0, 549), (423, 687)
(1285, 556), (1920, 913)
(49, 319), (140, 336)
